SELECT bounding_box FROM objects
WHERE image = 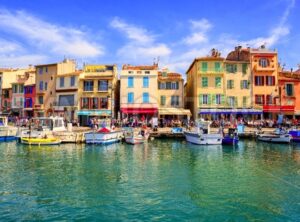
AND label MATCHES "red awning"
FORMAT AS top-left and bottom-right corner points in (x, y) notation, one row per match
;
(263, 105), (295, 113)
(121, 108), (158, 114)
